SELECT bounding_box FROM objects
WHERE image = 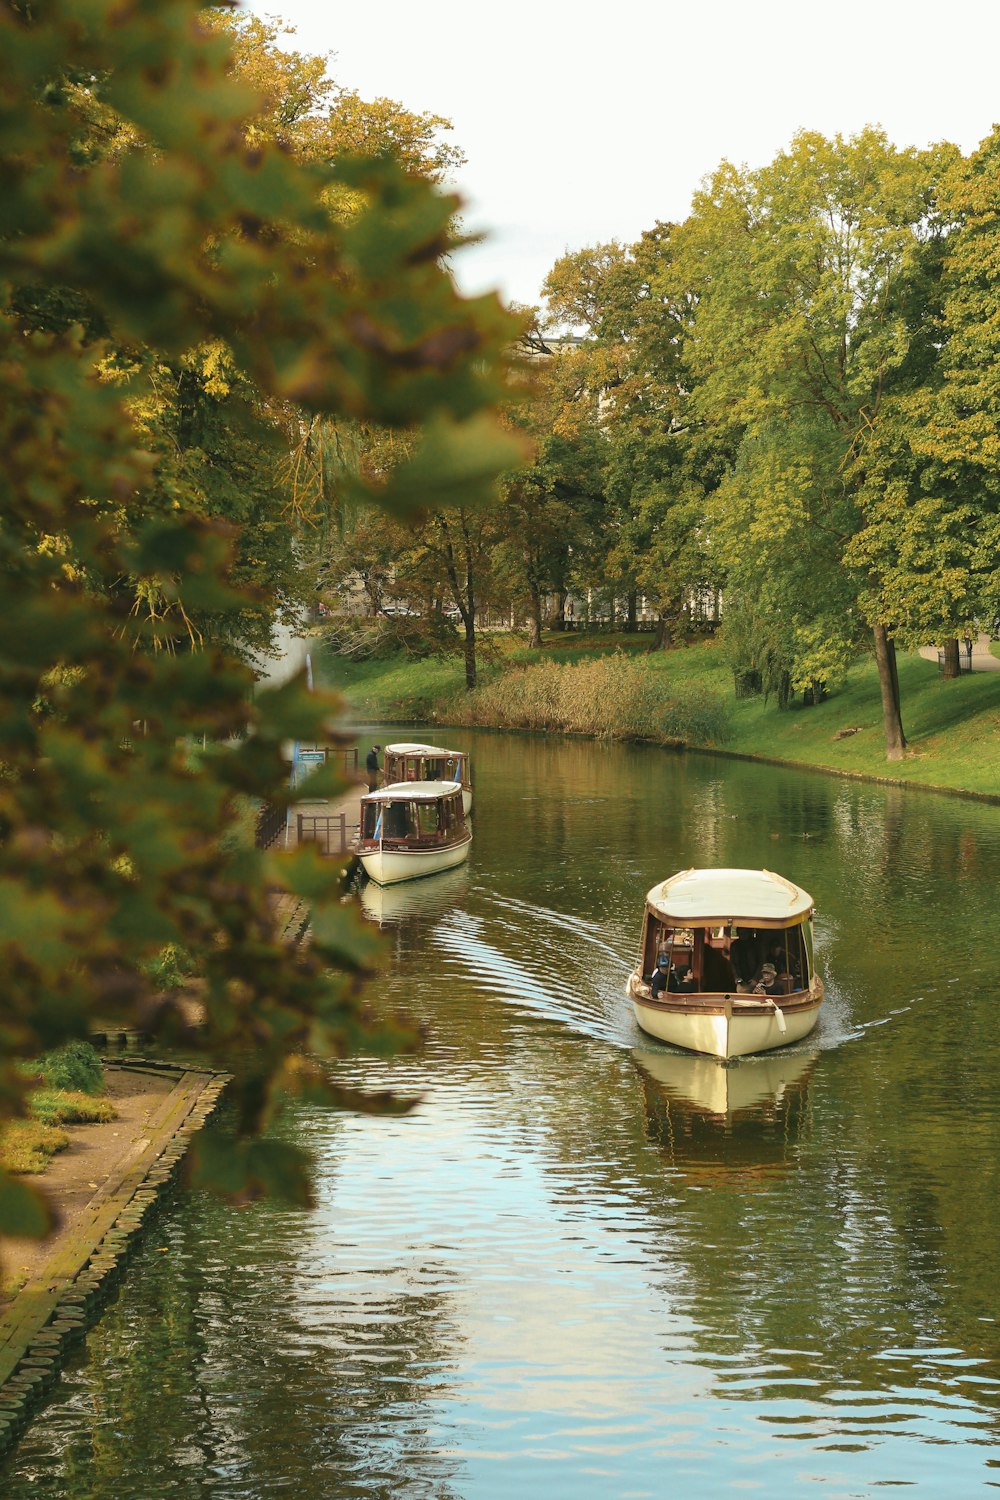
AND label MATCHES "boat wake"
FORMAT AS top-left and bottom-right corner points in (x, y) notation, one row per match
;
(430, 896), (635, 1047)
(485, 891), (630, 967)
